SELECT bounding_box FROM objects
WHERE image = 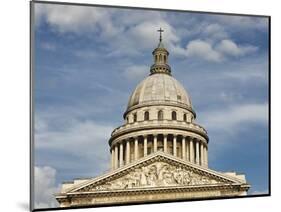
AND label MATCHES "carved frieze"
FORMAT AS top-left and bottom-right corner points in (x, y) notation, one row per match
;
(92, 162), (222, 191)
